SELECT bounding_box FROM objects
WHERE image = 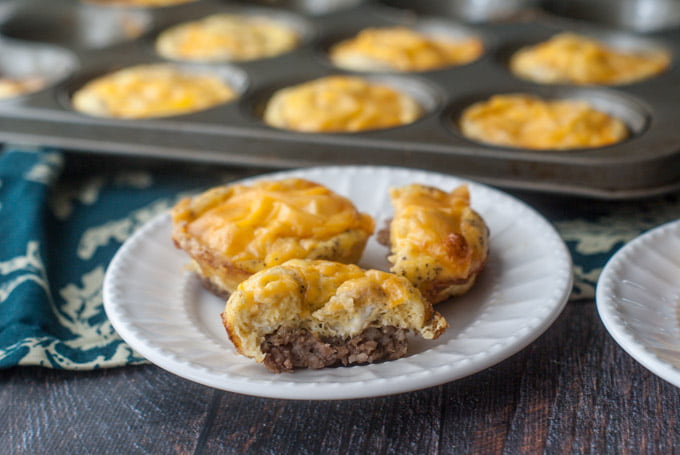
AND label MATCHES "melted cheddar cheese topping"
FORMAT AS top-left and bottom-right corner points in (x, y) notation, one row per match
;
(330, 26), (483, 72)
(263, 75), (422, 132)
(510, 32), (670, 86)
(459, 94), (628, 150)
(388, 184), (488, 303)
(223, 259), (448, 362)
(72, 64), (236, 119)
(155, 14), (300, 62)
(172, 178), (375, 289)
(181, 178), (374, 263)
